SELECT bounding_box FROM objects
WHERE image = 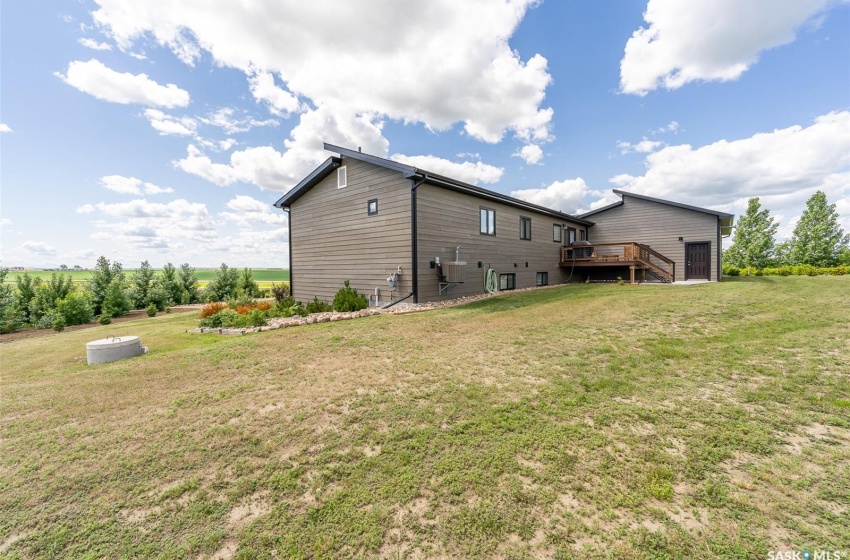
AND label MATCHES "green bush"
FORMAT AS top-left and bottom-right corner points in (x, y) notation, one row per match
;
(305, 296), (332, 314)
(722, 265), (740, 276)
(332, 280), (368, 312)
(245, 309), (267, 327)
(199, 308), (239, 328)
(98, 315), (112, 325)
(36, 310), (61, 330)
(52, 316), (66, 332)
(56, 291), (94, 326)
(146, 304), (158, 317)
